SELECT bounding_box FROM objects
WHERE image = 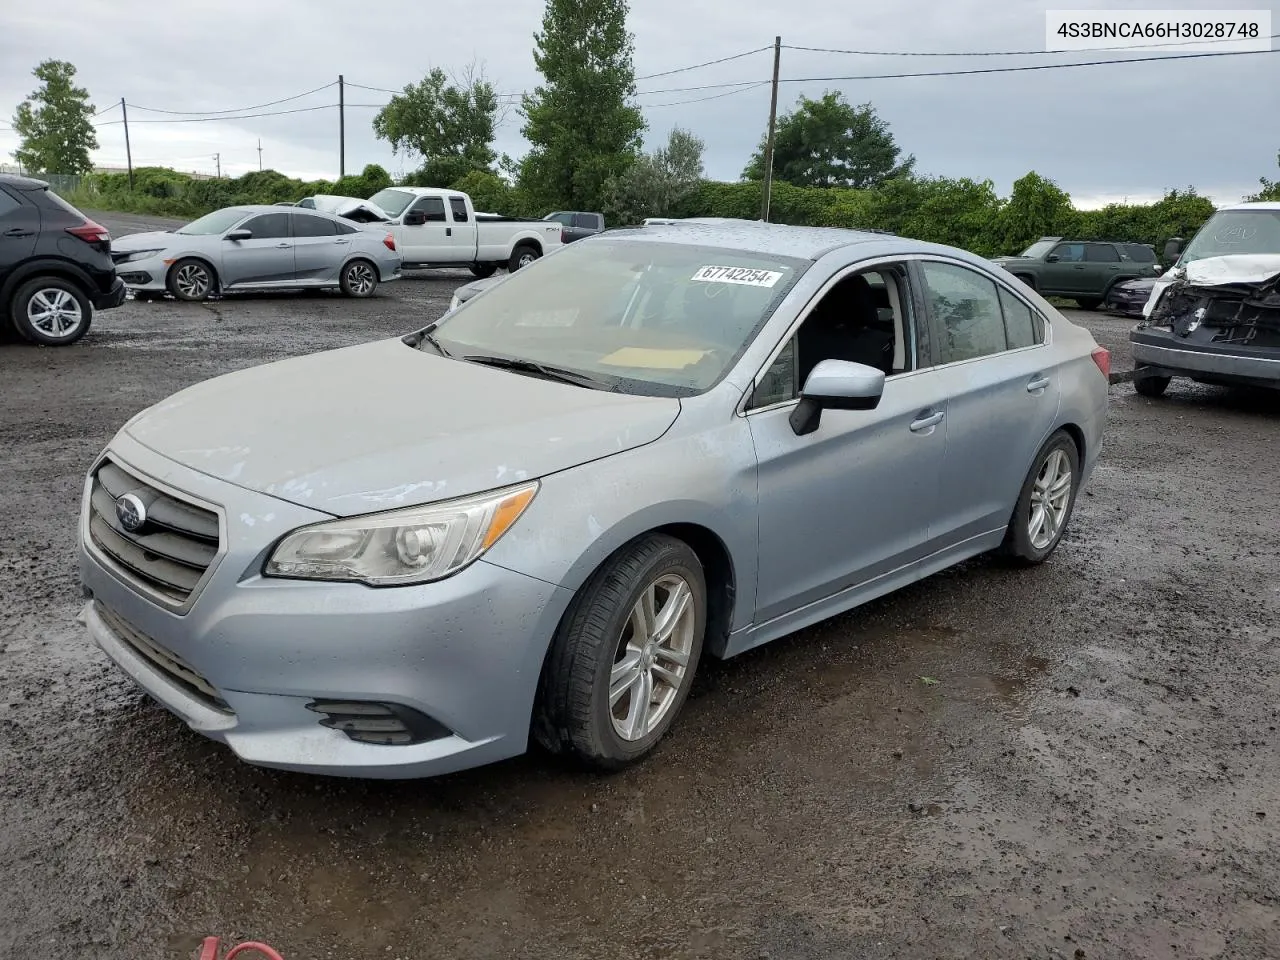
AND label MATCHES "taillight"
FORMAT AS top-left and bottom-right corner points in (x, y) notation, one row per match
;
(67, 219), (110, 244)
(383, 232), (396, 251)
(1091, 346), (1111, 379)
